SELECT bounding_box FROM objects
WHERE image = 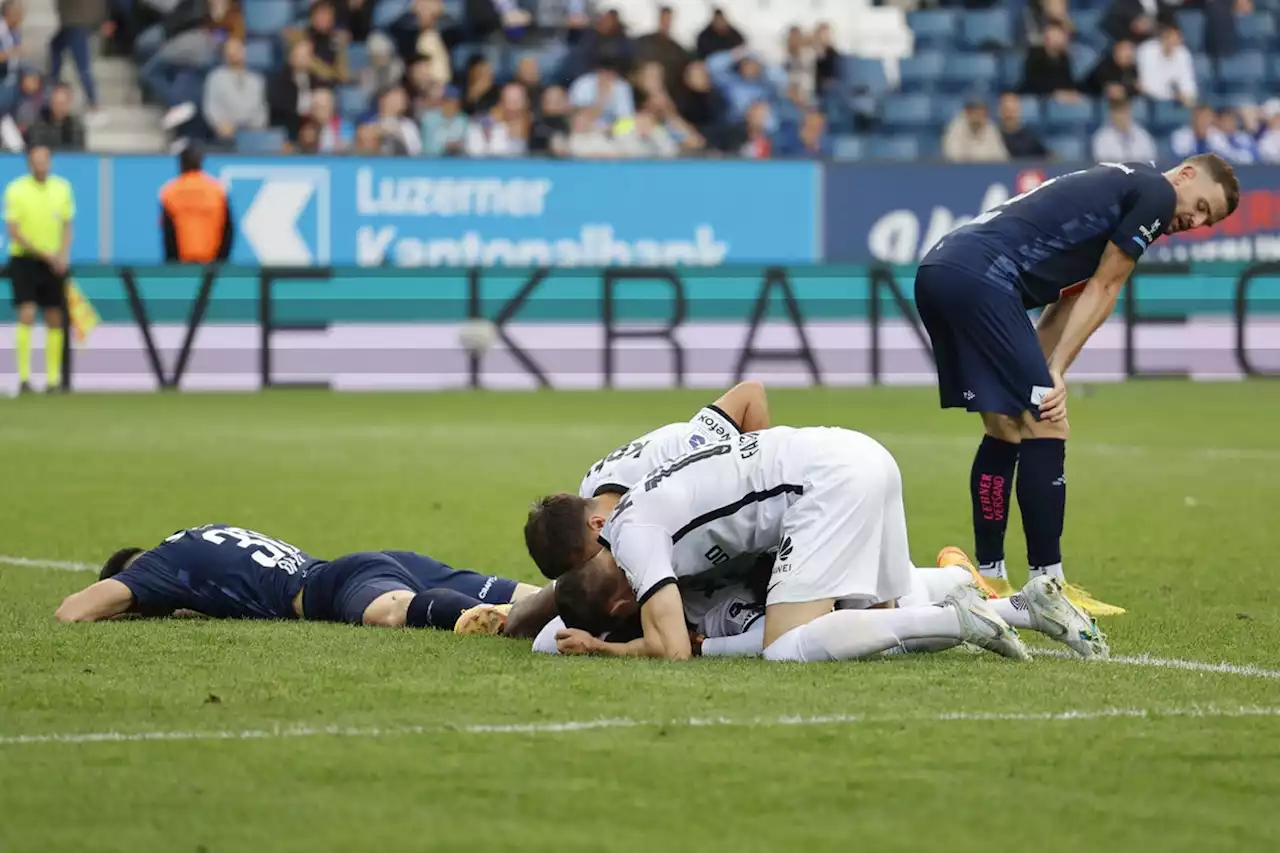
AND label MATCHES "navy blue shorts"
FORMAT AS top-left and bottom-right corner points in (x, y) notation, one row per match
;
(914, 263), (1053, 418)
(302, 551), (520, 625)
